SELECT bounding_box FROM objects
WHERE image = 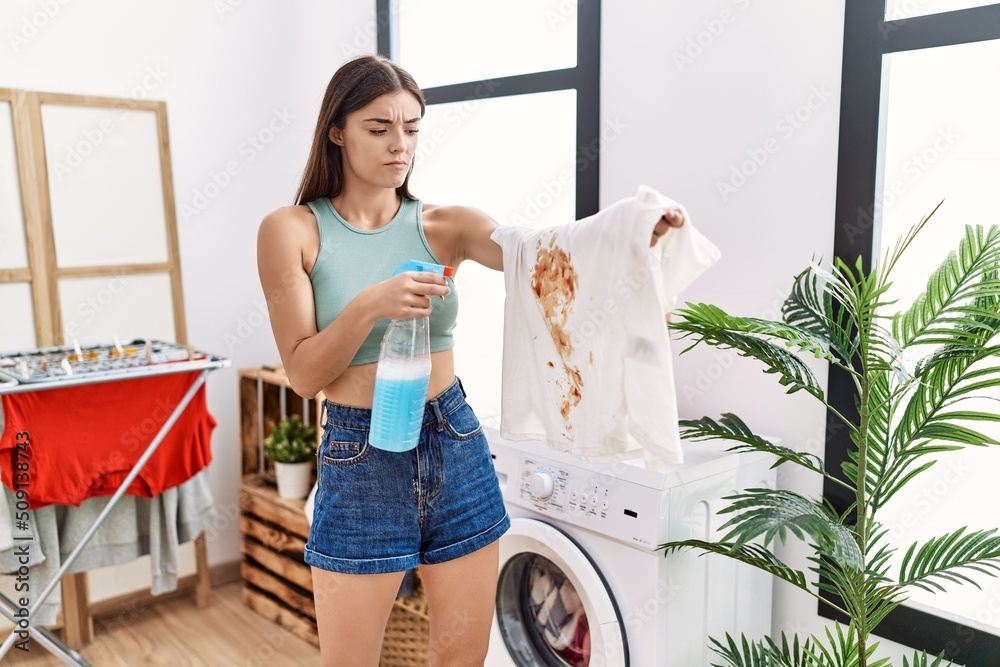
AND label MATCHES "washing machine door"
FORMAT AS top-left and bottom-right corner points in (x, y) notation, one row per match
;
(492, 518), (628, 667)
